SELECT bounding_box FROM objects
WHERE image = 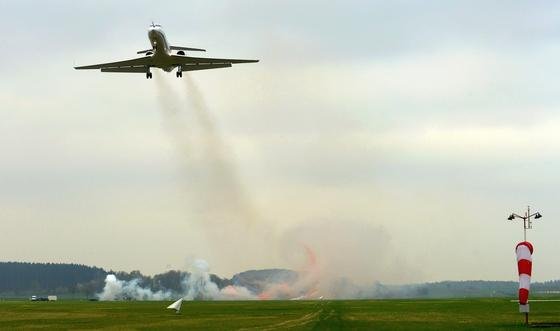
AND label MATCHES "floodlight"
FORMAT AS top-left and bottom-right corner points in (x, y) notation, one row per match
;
(508, 214), (515, 221)
(535, 213), (542, 219)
